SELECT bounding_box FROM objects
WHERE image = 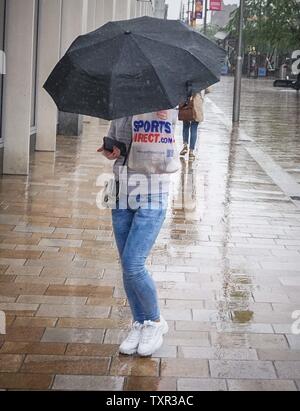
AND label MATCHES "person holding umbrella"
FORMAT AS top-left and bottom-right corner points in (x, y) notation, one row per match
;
(43, 16), (225, 357)
(99, 110), (177, 357)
